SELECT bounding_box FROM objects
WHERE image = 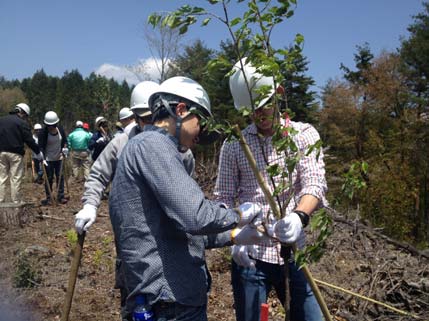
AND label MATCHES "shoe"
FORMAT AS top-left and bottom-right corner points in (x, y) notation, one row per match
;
(58, 198), (68, 204)
(41, 199), (51, 206)
(34, 176), (43, 184)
